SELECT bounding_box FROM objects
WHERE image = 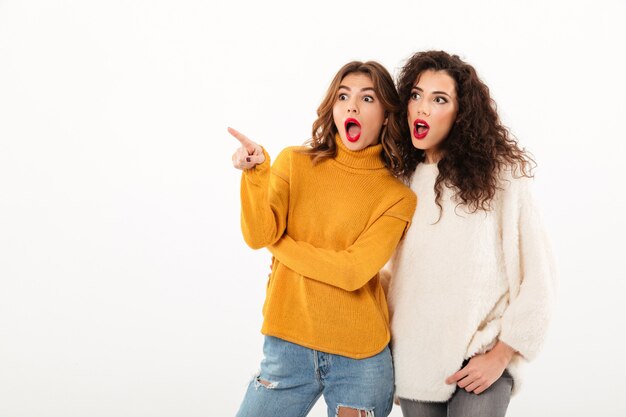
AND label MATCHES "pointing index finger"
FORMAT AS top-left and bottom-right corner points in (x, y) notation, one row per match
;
(227, 127), (252, 146)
